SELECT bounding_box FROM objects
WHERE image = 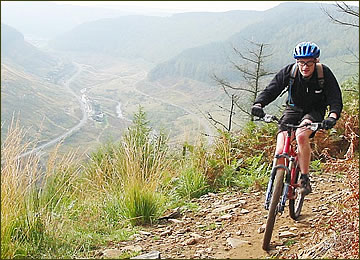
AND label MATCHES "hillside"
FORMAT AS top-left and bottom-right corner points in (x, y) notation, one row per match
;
(1, 2), (358, 258)
(0, 63), (80, 143)
(2, 87), (358, 258)
(49, 11), (263, 63)
(1, 24), (82, 143)
(95, 171), (350, 259)
(148, 2), (359, 83)
(1, 23), (60, 78)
